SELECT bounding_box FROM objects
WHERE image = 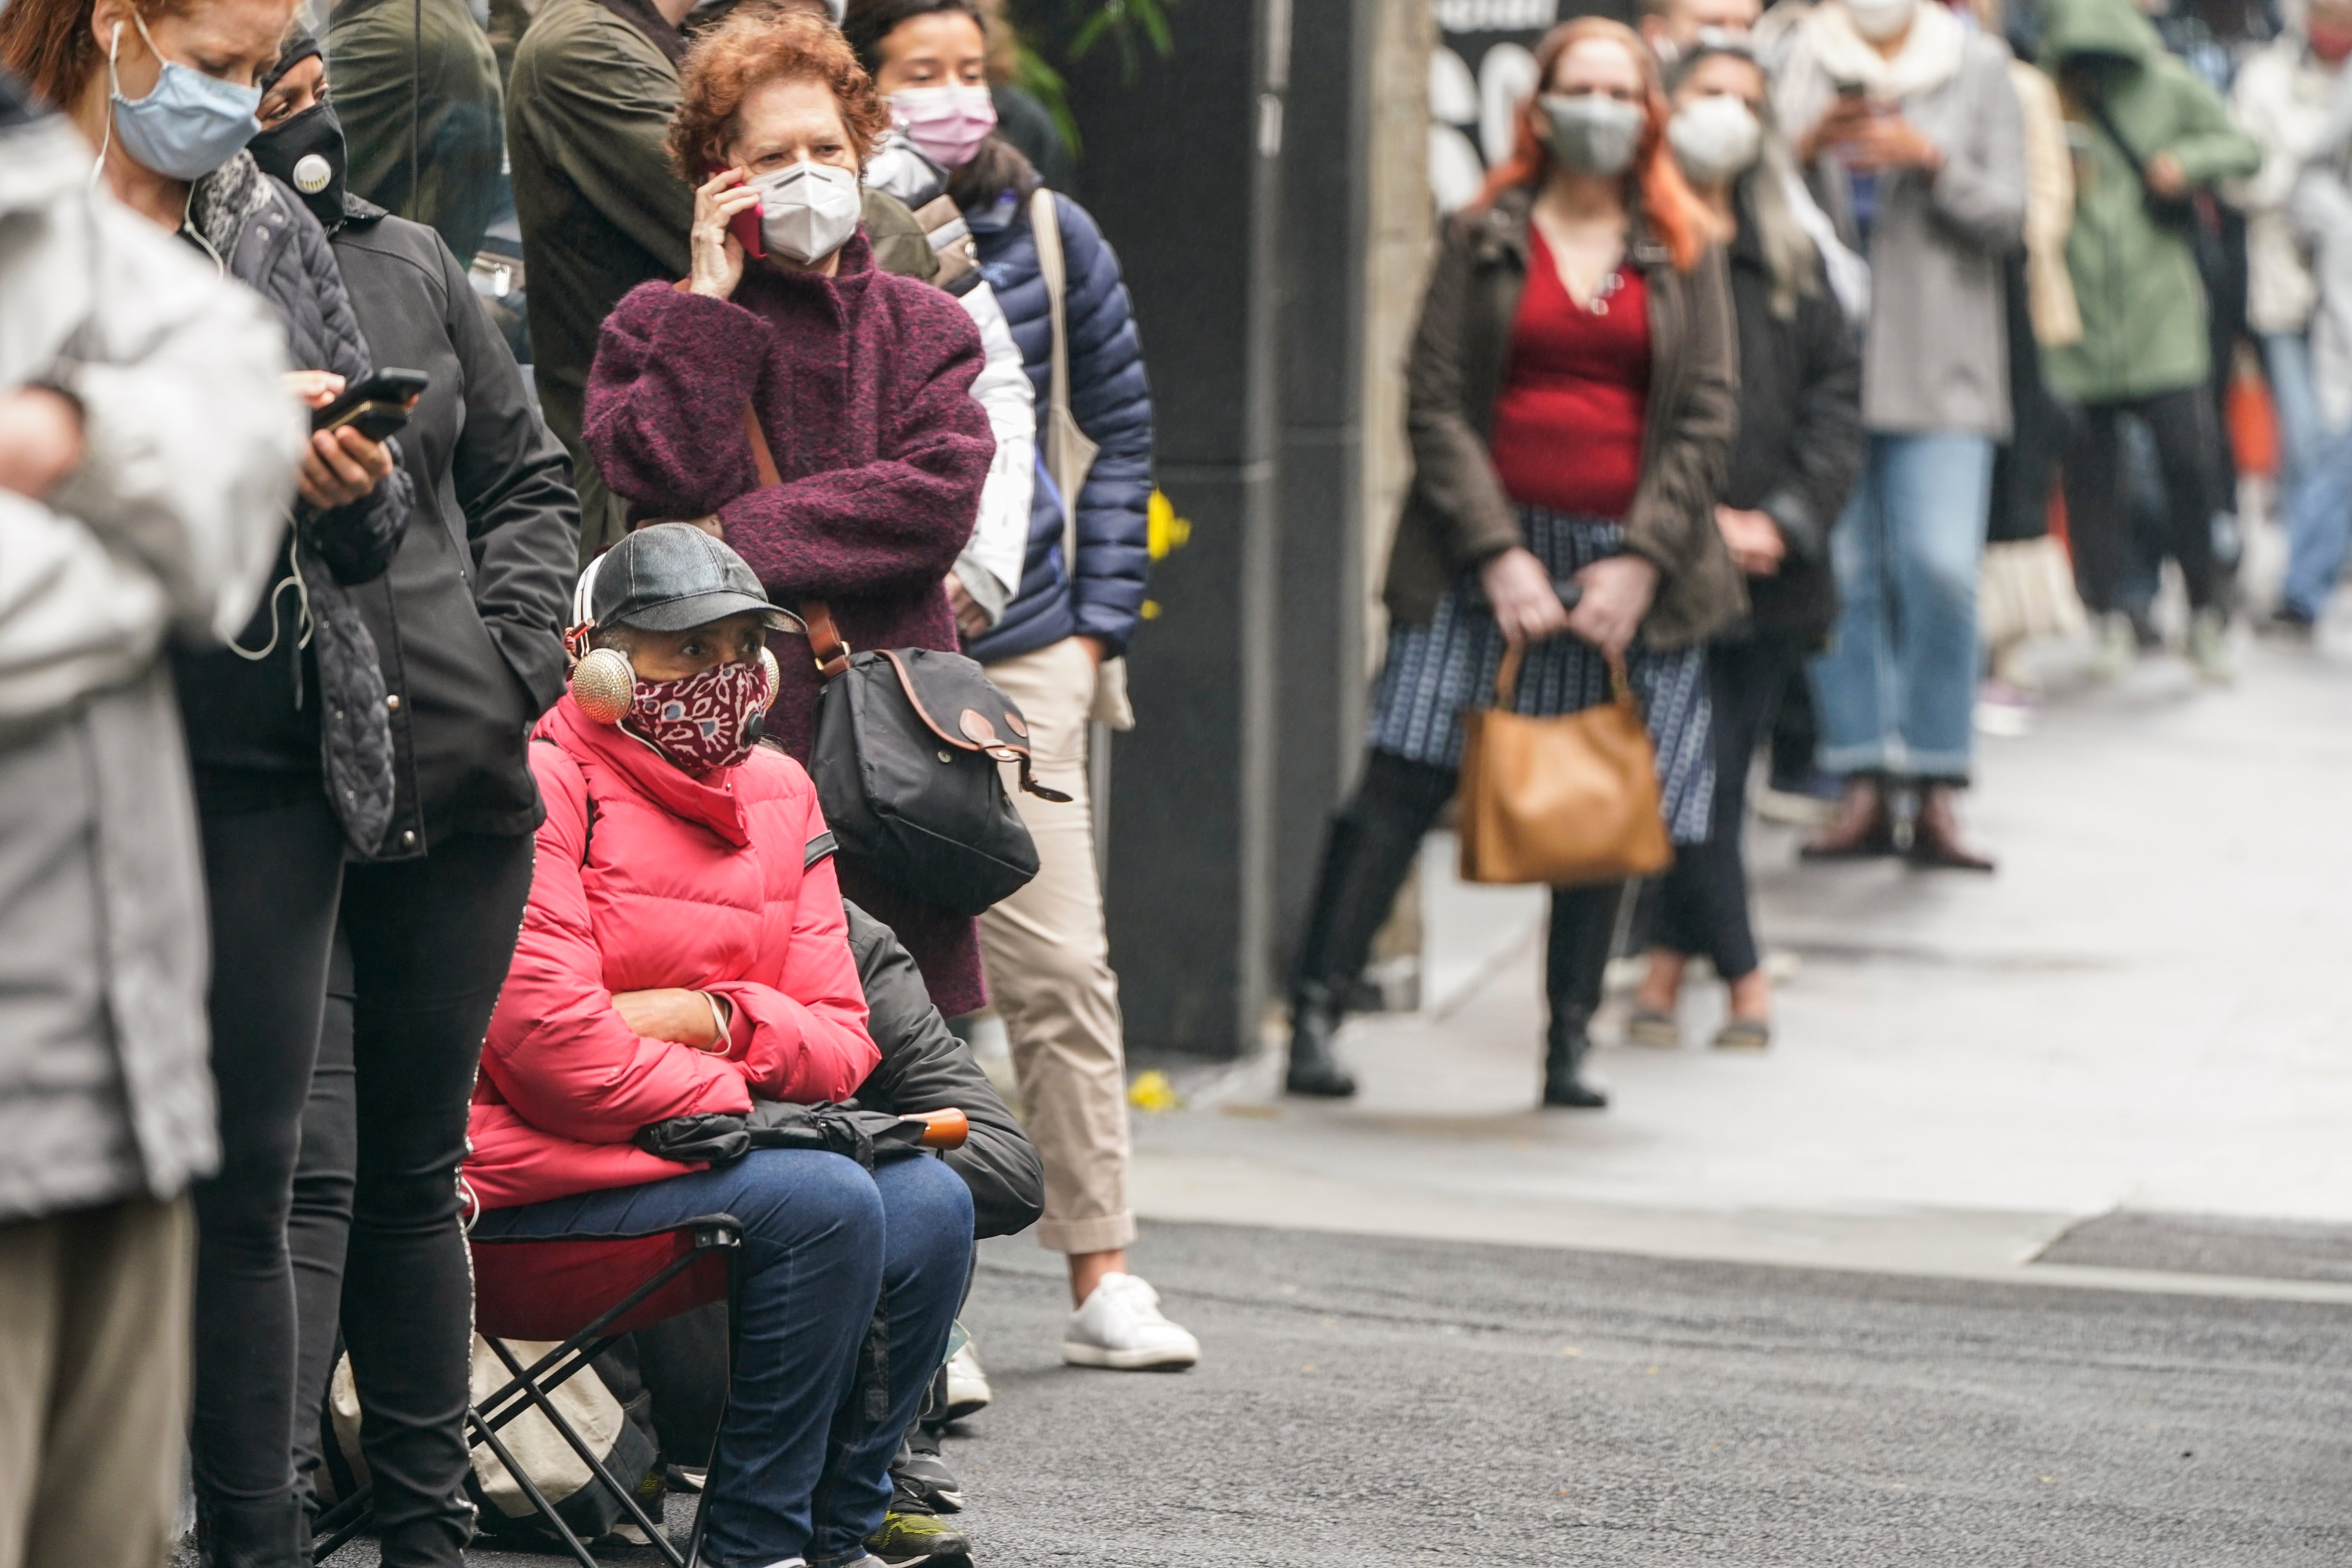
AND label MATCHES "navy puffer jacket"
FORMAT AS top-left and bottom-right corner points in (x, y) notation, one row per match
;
(963, 189), (1152, 664)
